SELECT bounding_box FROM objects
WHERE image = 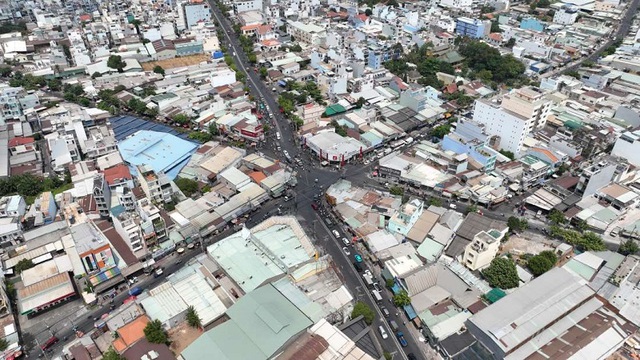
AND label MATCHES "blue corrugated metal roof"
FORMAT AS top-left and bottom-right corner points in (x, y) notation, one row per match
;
(117, 129), (198, 180)
(110, 115), (191, 142)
